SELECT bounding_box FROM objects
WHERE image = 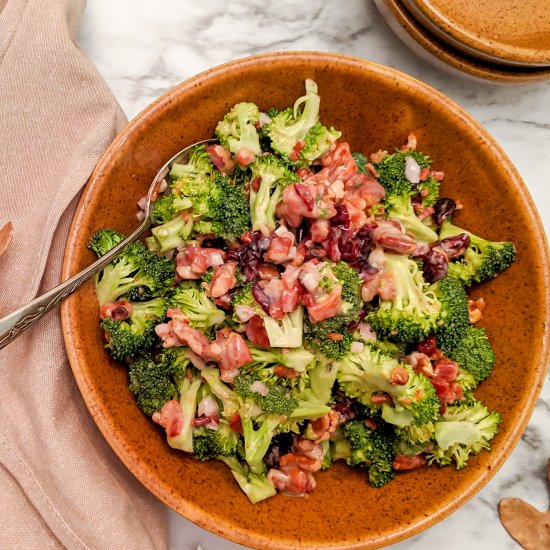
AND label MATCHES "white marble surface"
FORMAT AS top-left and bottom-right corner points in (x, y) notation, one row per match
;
(77, 1), (550, 549)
